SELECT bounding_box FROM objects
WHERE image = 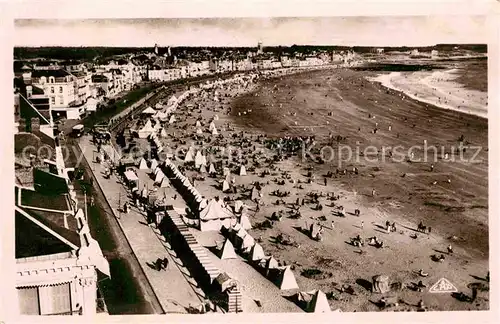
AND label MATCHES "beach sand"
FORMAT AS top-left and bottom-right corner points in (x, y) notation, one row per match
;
(120, 65), (489, 312)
